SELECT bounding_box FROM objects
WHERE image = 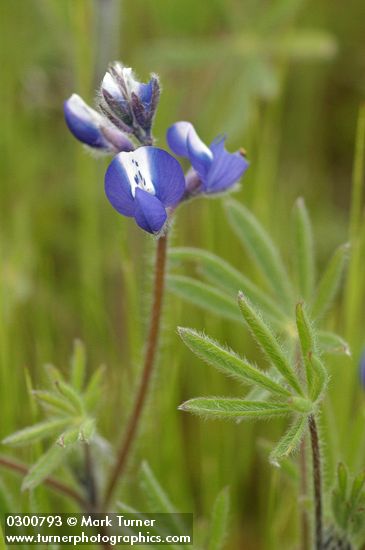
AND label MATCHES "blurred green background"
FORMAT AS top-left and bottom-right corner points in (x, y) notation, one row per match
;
(1, 0), (365, 548)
